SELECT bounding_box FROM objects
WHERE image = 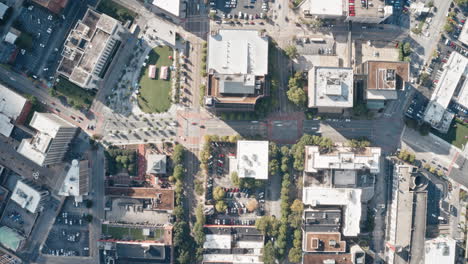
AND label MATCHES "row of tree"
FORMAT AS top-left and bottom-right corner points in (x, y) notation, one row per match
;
(287, 72), (307, 107)
(171, 144), (197, 264)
